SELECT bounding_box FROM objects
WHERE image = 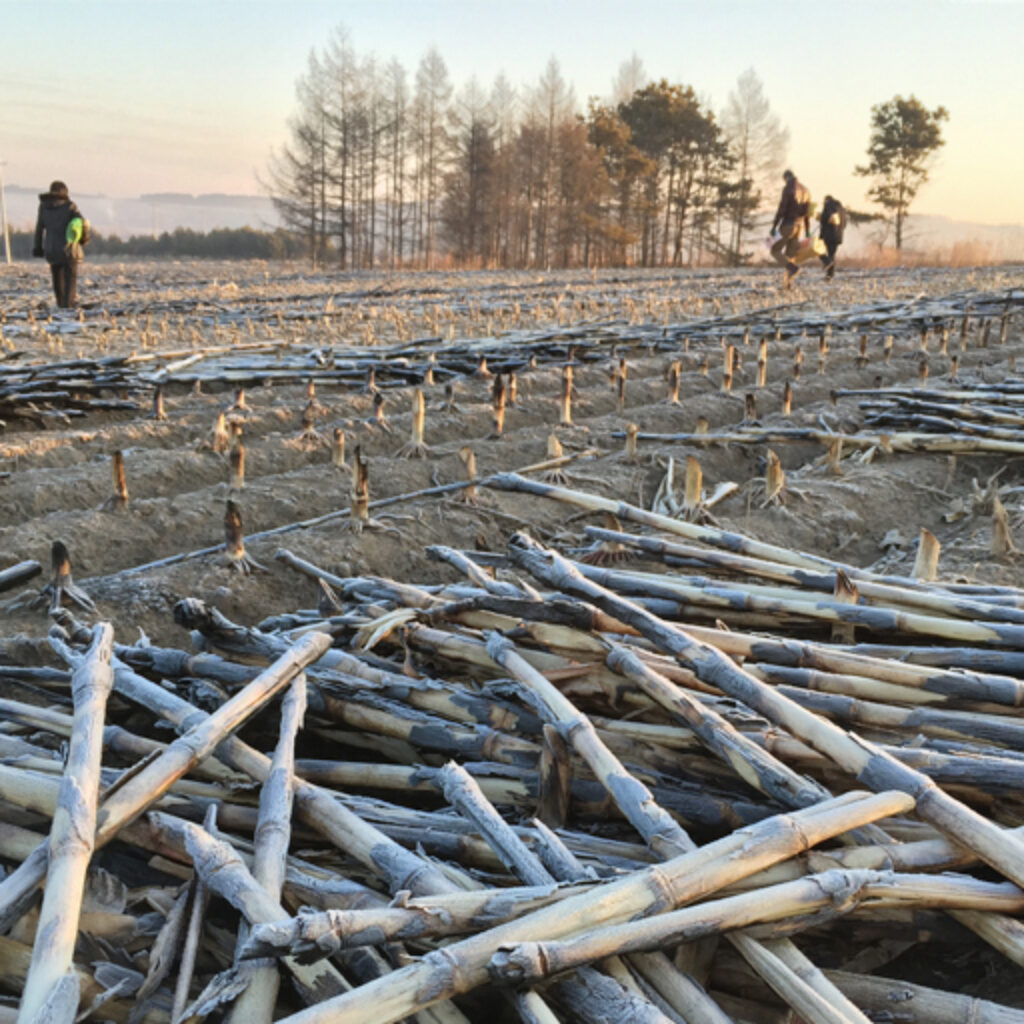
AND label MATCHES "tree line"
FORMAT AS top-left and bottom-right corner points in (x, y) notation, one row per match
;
(5, 45), (945, 270)
(7, 226), (307, 261)
(267, 29), (948, 270)
(266, 32), (793, 270)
